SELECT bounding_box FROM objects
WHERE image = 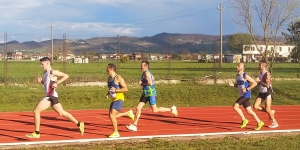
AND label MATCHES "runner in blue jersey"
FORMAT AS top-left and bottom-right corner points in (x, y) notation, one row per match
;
(126, 60), (178, 131)
(228, 62), (264, 130)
